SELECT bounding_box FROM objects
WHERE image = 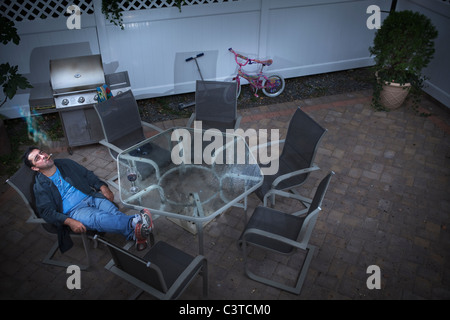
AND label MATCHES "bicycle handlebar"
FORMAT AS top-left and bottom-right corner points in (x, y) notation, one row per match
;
(229, 47), (273, 67)
(229, 47), (251, 67)
(185, 52), (204, 62)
